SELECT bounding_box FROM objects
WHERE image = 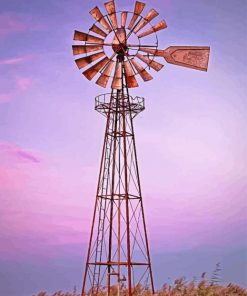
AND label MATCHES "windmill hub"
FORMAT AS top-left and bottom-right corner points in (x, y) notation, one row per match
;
(112, 28), (127, 55)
